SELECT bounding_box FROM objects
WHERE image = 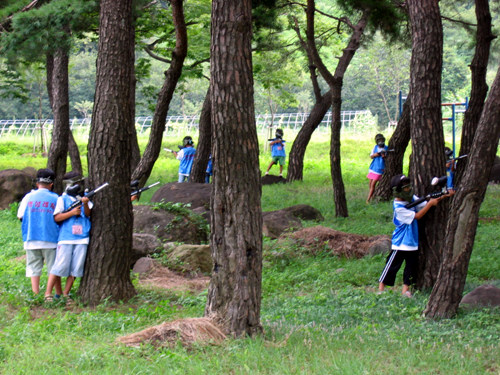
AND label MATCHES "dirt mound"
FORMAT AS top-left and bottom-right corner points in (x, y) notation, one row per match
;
(138, 260), (209, 293)
(285, 226), (390, 258)
(117, 317), (226, 348)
